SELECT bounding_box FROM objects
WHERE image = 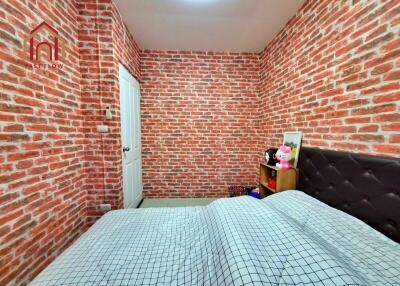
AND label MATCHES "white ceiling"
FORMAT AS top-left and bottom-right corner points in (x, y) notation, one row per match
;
(114, 0), (304, 53)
